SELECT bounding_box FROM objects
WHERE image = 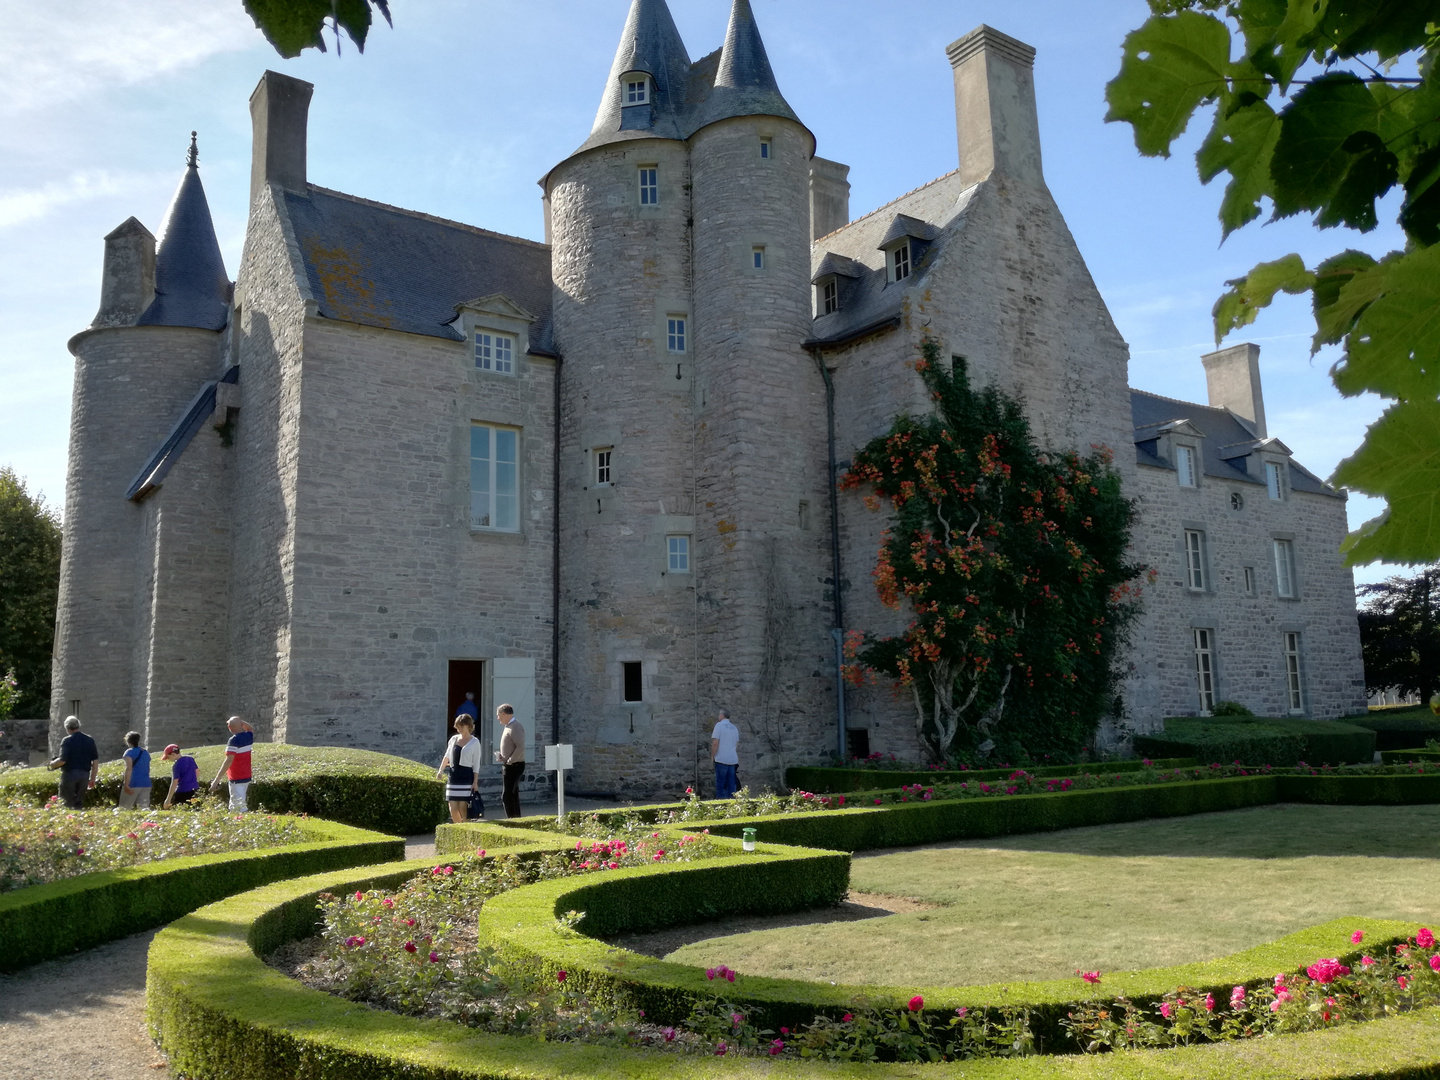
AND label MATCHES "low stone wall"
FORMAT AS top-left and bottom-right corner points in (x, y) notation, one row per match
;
(0, 718), (50, 766)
